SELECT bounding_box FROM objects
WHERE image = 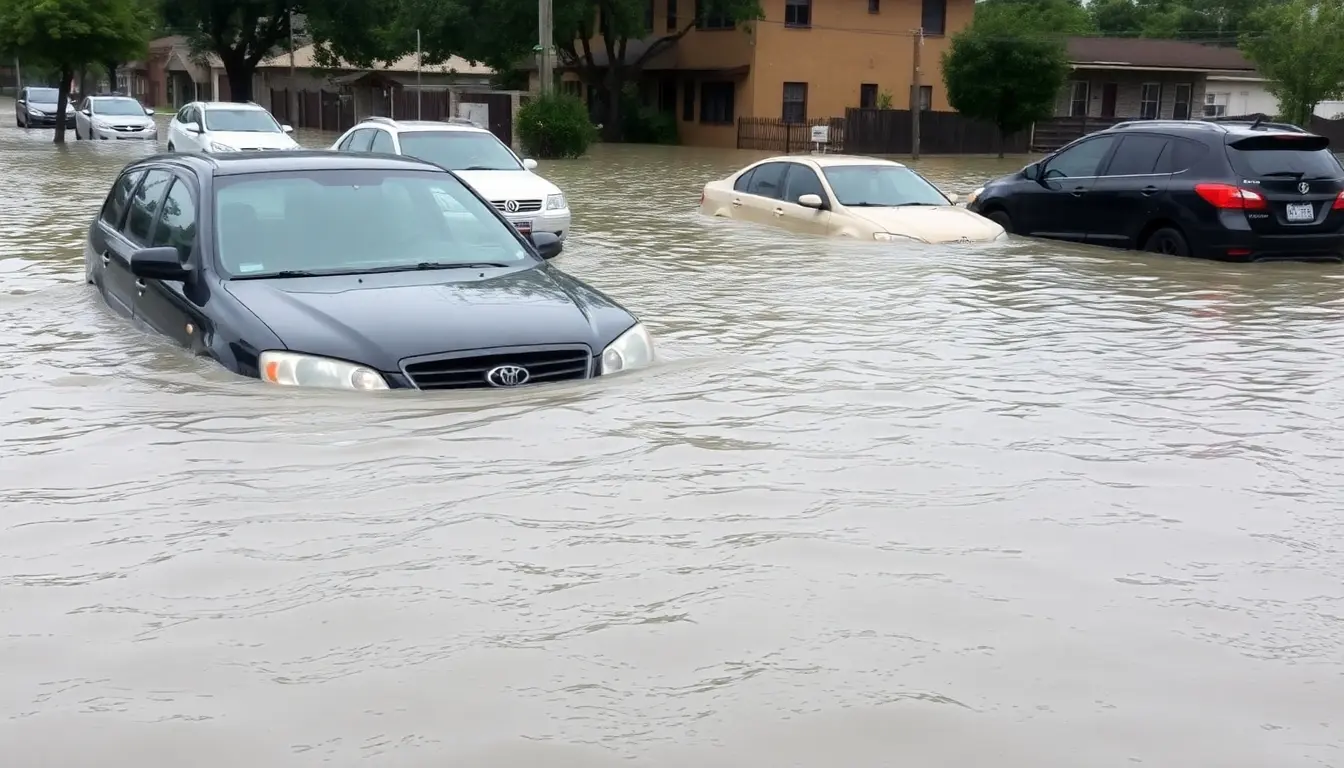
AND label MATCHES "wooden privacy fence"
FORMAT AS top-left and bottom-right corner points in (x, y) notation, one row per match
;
(737, 117), (847, 153)
(268, 87), (516, 145)
(845, 108), (1031, 155)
